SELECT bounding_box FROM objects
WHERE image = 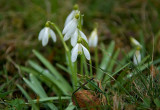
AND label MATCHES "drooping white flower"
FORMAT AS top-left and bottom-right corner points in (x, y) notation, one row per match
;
(70, 29), (88, 47)
(133, 50), (141, 65)
(71, 43), (90, 62)
(64, 10), (79, 26)
(63, 18), (78, 41)
(89, 28), (98, 47)
(38, 27), (56, 46)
